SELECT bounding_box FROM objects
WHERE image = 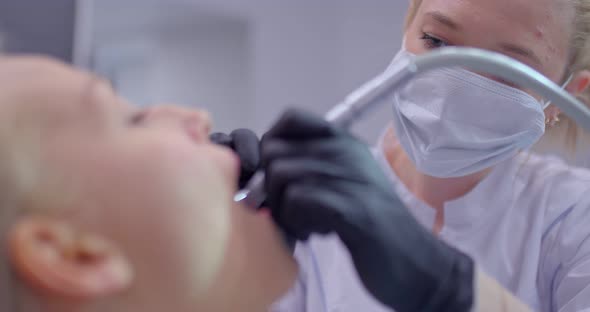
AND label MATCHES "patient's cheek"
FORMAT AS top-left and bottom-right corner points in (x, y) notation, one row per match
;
(149, 137), (239, 190)
(115, 140), (234, 296)
(174, 173), (232, 296)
